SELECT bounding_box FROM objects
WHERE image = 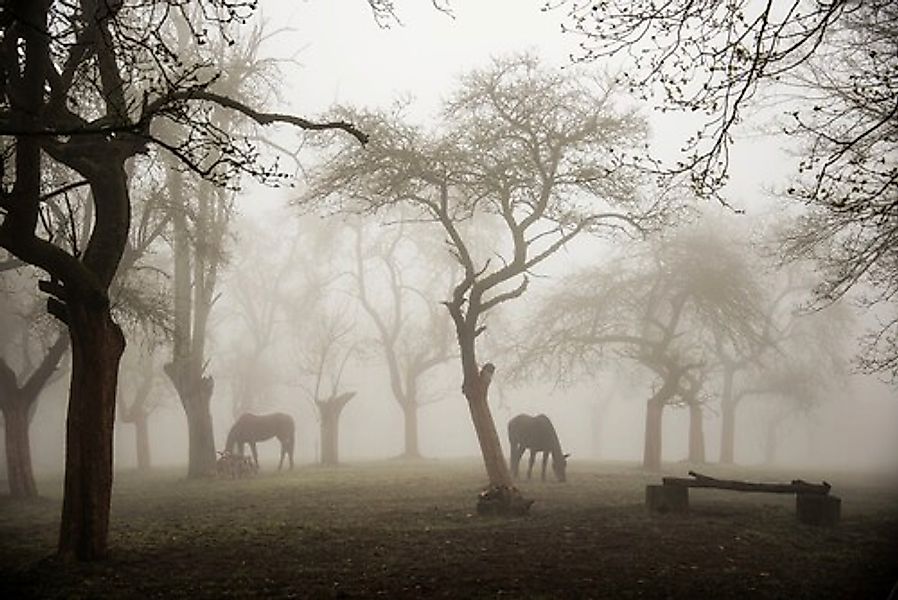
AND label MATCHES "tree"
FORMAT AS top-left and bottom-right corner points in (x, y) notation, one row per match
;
(0, 1), (364, 560)
(0, 293), (68, 497)
(519, 225), (763, 470)
(562, 0), (898, 382)
(294, 309), (359, 467)
(117, 344), (166, 472)
(350, 219), (455, 458)
(305, 54), (662, 511)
